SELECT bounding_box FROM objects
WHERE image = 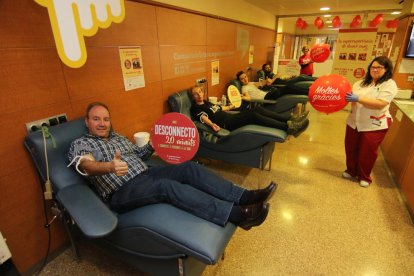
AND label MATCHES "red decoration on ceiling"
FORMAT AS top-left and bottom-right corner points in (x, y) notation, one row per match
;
(386, 19), (398, 29)
(332, 16), (342, 28)
(369, 14), (383, 28)
(296, 18), (308, 30)
(314, 16), (324, 29)
(350, 15), (362, 28)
